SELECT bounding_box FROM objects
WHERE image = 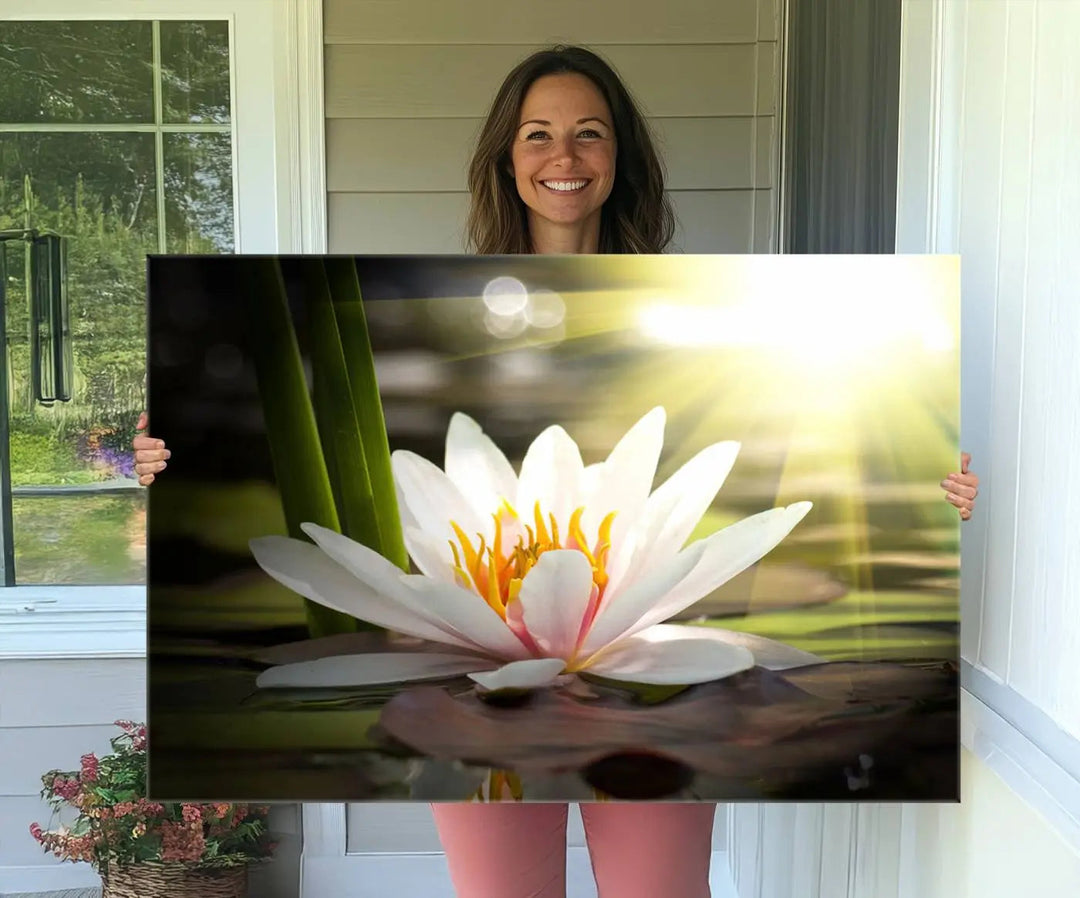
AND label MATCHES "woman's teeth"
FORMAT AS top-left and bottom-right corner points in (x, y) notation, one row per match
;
(542, 180), (588, 192)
